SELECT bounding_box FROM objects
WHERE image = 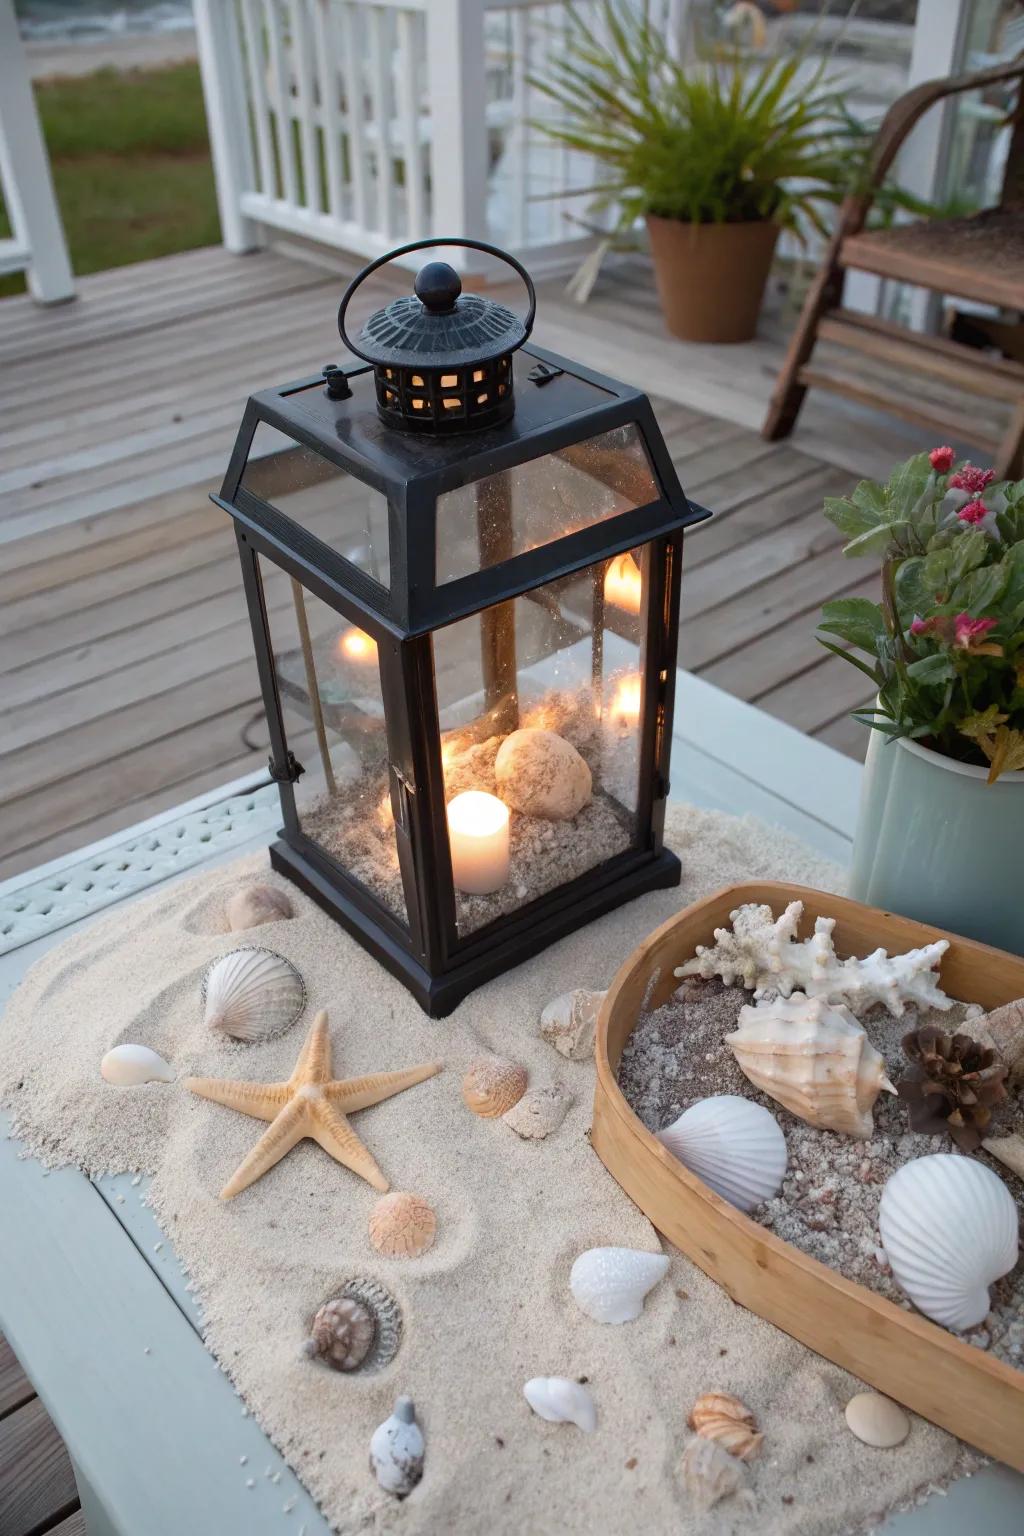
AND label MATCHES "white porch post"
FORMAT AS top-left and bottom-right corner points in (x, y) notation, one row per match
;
(0, 0), (74, 304)
(192, 0), (261, 254)
(425, 0), (489, 270)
